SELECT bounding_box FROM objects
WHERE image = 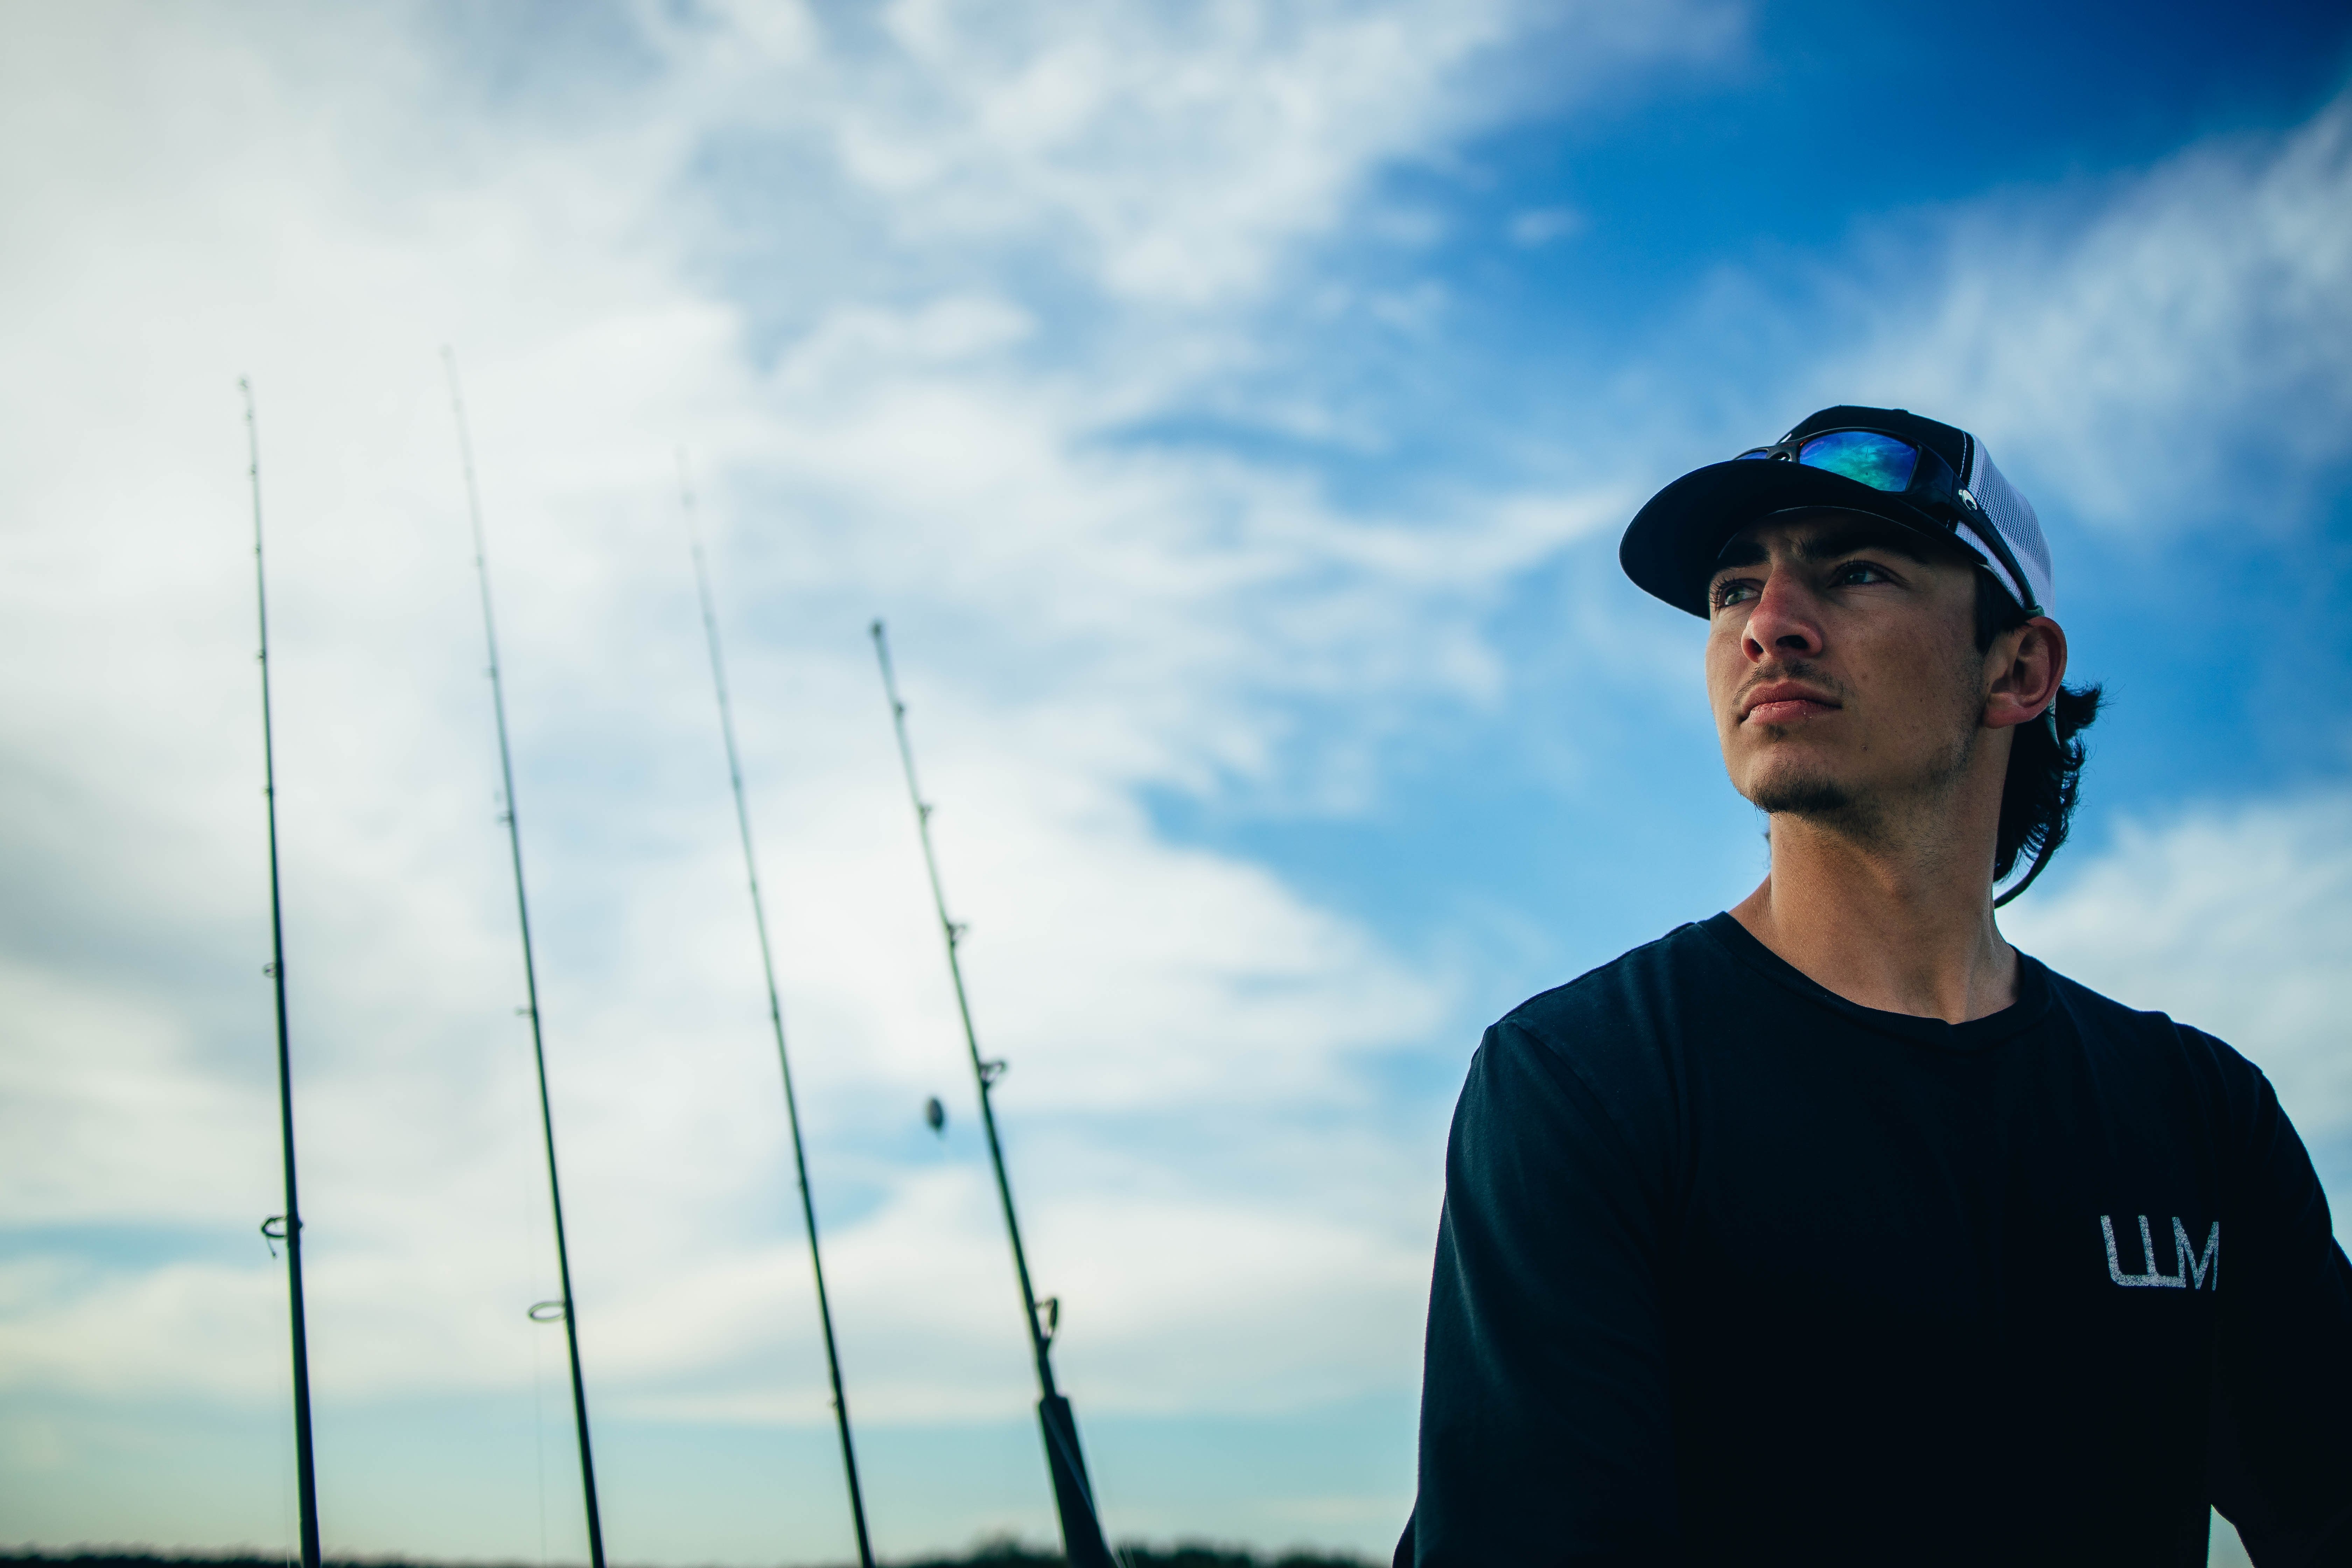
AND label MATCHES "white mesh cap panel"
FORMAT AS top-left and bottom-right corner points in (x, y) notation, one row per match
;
(1963, 444), (2054, 612)
(1954, 521), (2028, 609)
